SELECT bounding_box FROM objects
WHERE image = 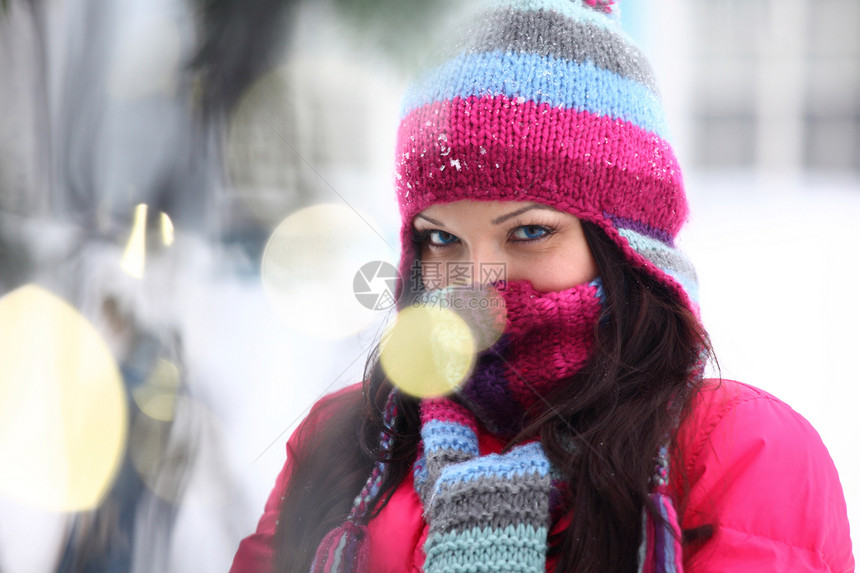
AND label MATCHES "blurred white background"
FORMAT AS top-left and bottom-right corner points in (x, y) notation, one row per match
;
(0, 0), (857, 571)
